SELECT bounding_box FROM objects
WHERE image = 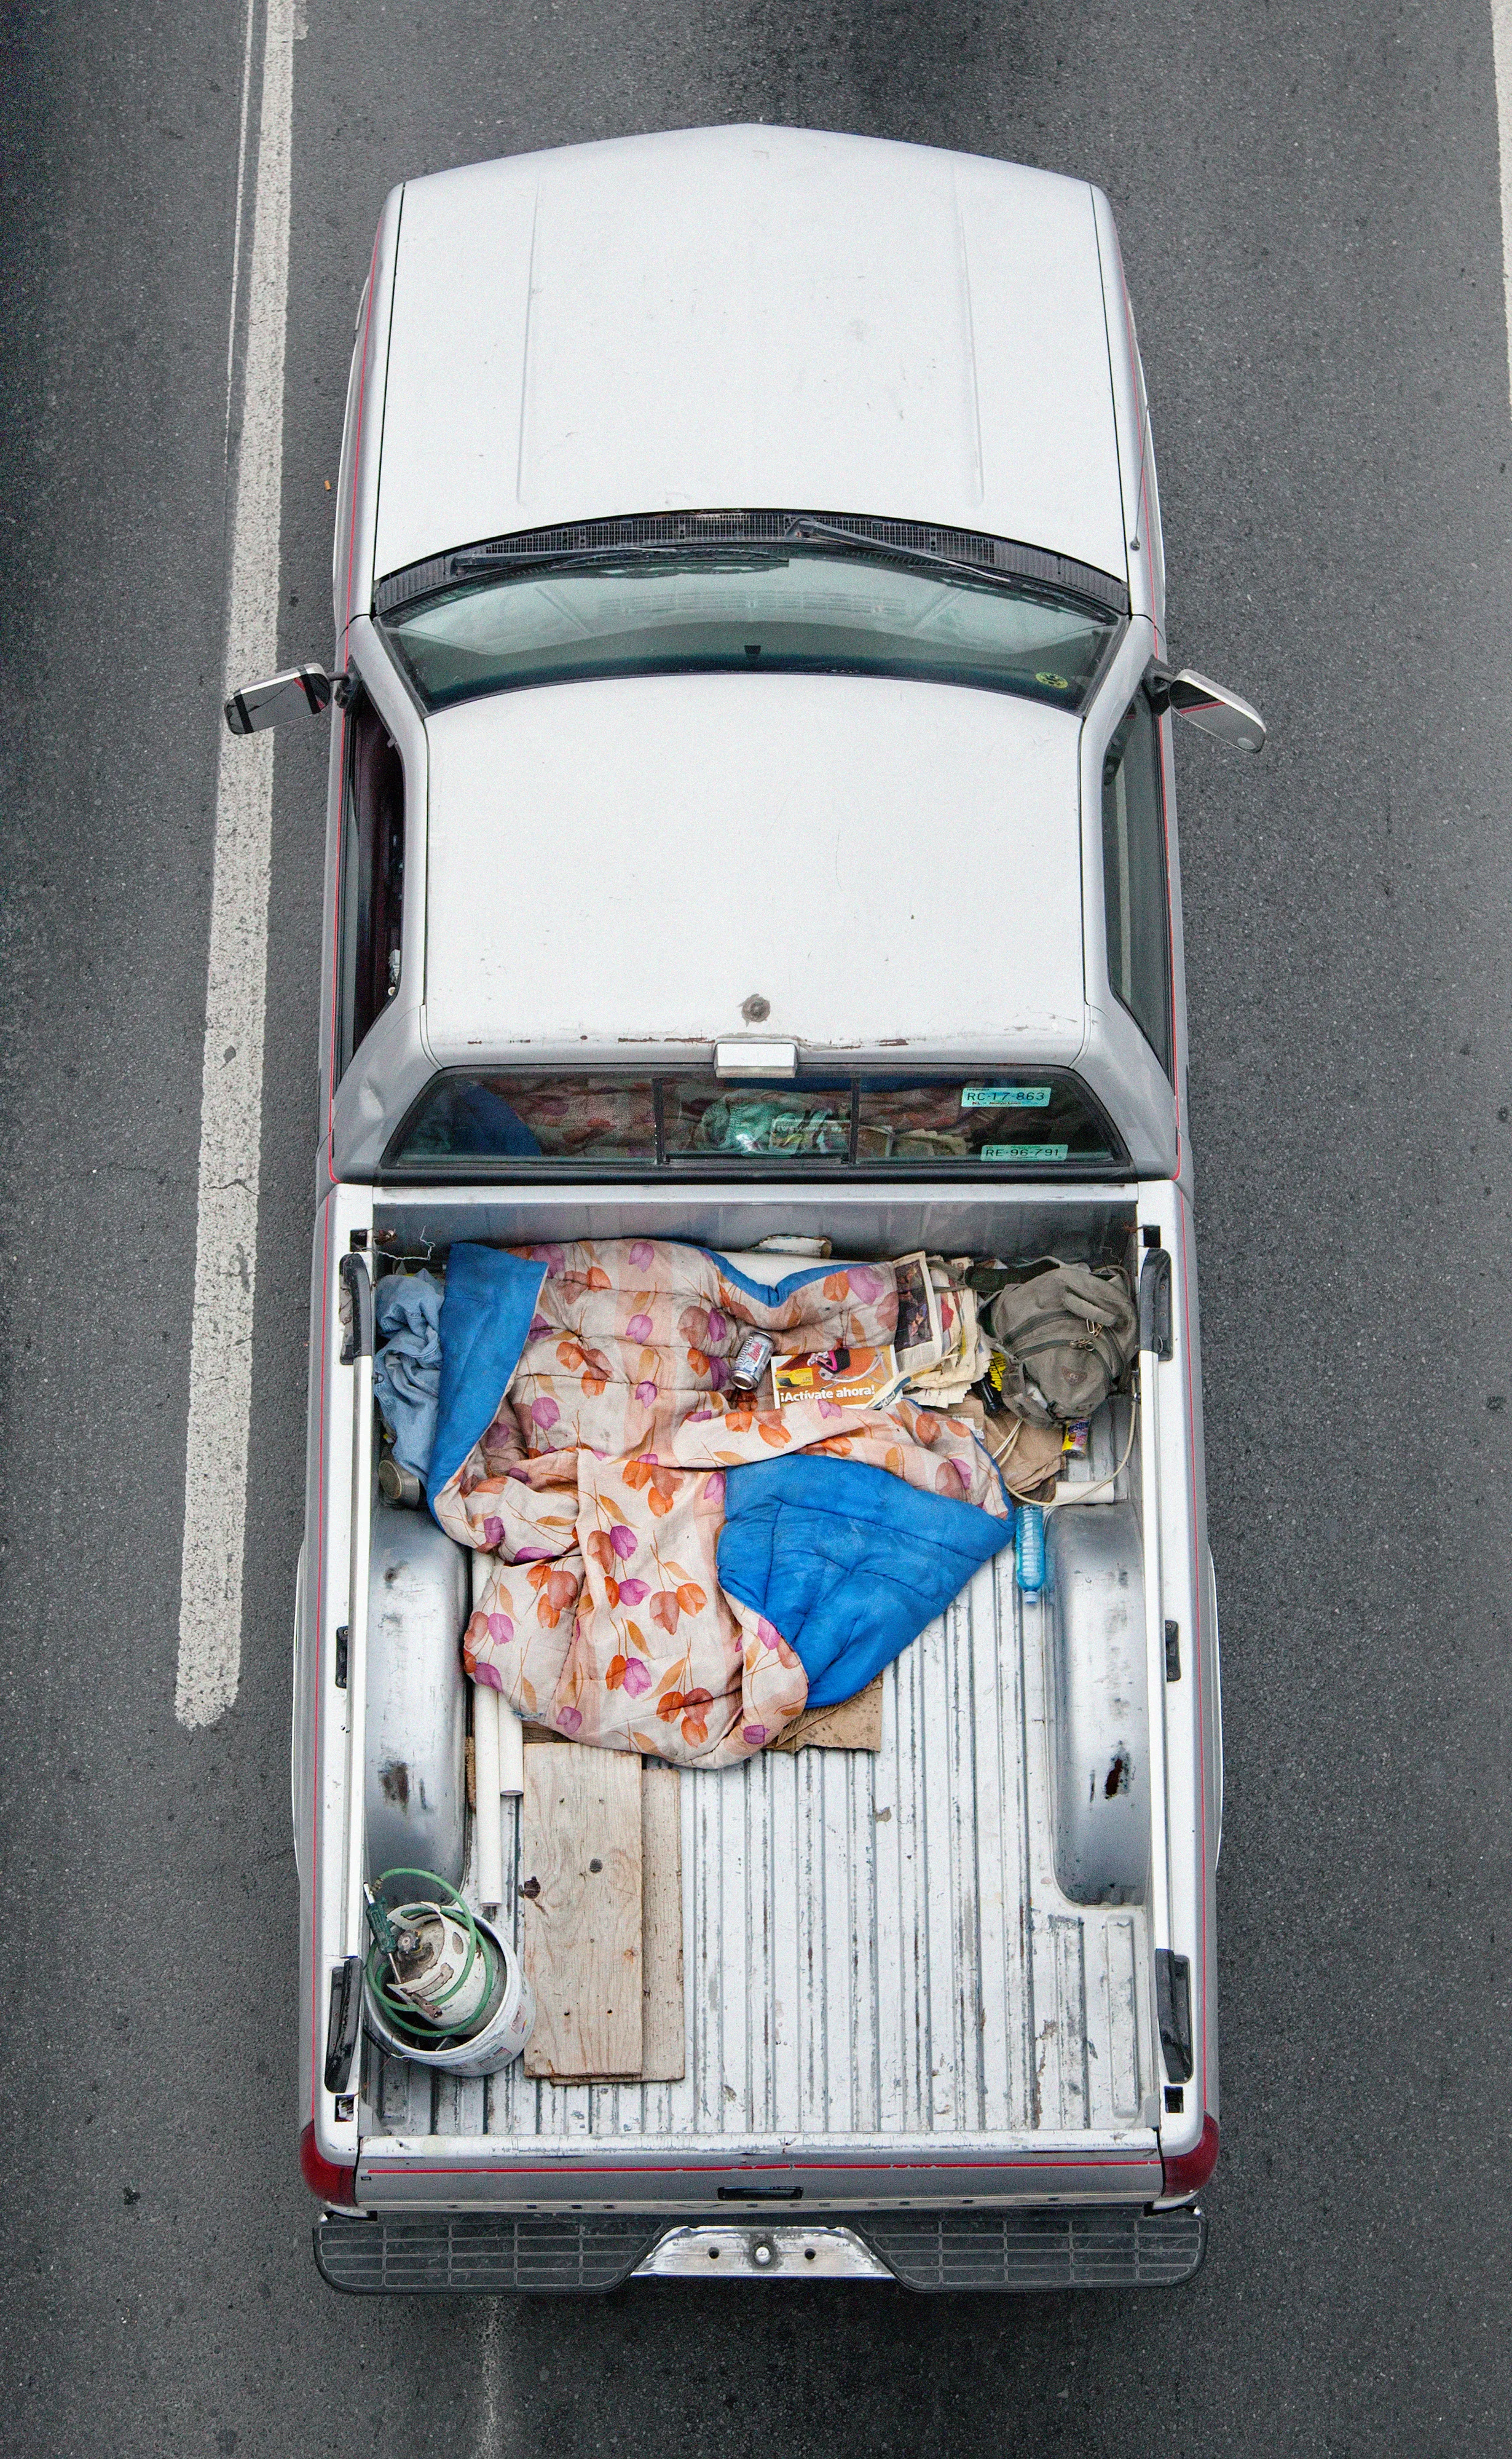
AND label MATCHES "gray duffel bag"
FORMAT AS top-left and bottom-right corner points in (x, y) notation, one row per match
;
(986, 1261), (1138, 1426)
